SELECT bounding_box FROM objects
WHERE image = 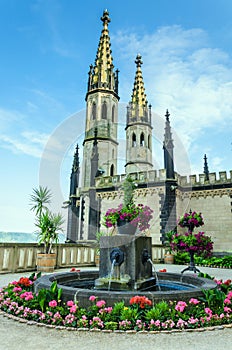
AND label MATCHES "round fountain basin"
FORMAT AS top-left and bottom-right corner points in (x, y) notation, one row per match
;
(34, 270), (217, 308)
